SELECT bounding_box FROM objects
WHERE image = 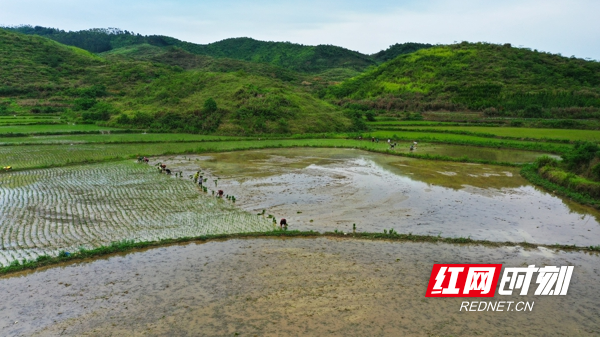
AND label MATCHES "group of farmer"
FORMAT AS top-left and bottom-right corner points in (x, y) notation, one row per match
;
(2, 166), (12, 171)
(156, 163), (172, 175)
(142, 157), (291, 229)
(356, 137), (419, 151)
(193, 171), (223, 197)
(137, 156), (150, 164)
